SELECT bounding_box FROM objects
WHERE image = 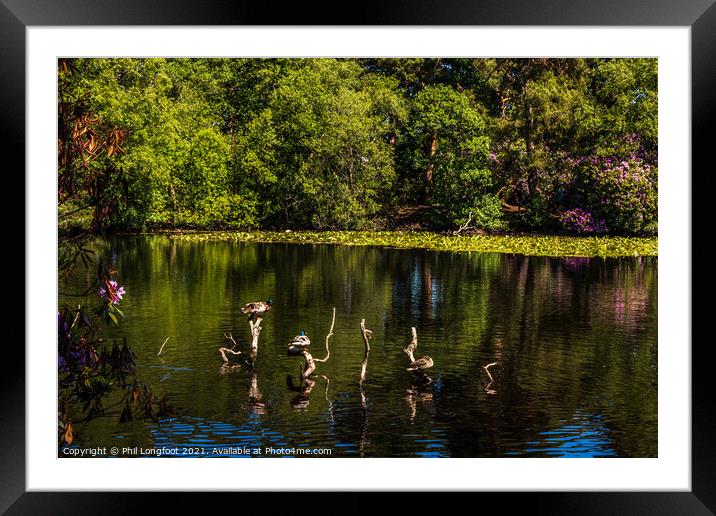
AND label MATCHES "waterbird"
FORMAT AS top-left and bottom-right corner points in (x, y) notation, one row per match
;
(241, 299), (273, 323)
(288, 329), (311, 348)
(406, 355), (434, 372)
(404, 327), (434, 372)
